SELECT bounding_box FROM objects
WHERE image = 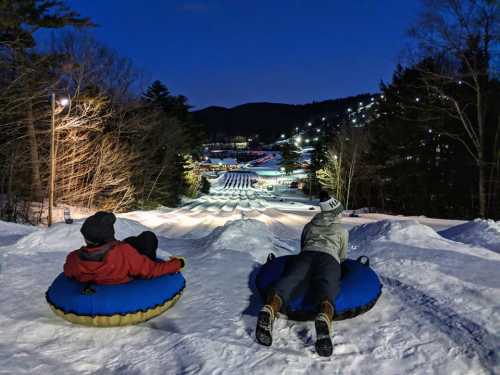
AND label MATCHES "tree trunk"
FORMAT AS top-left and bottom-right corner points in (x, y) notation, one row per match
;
(26, 98), (43, 200)
(6, 146), (18, 208)
(478, 159), (486, 218)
